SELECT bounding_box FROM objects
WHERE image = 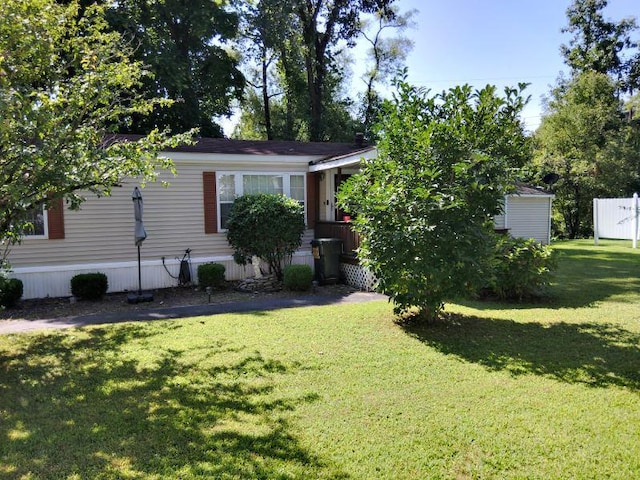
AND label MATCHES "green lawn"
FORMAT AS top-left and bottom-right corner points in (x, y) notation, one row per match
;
(1, 239), (640, 479)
